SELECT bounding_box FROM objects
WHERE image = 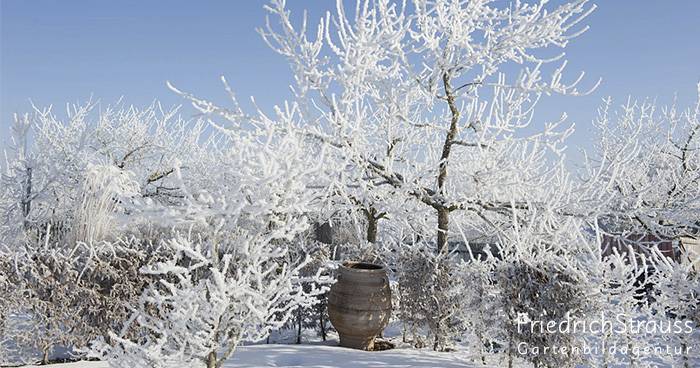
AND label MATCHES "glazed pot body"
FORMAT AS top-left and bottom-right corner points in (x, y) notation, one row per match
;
(328, 261), (392, 350)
